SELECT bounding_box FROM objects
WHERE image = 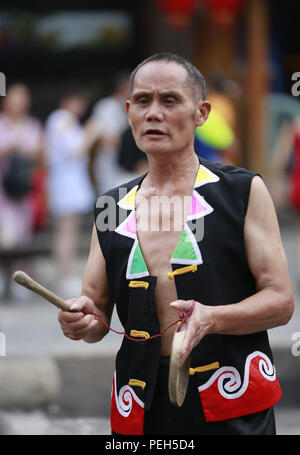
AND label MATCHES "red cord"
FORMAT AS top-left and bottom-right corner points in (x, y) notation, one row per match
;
(81, 300), (195, 342)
